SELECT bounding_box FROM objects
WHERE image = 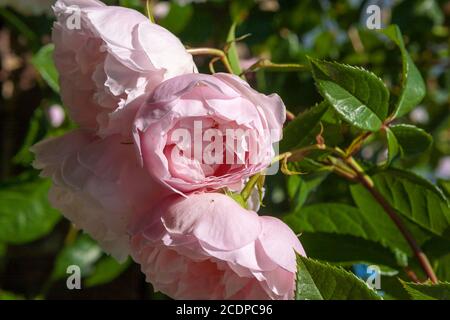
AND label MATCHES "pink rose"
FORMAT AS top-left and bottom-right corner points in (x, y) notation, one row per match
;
(133, 73), (286, 194)
(53, 0), (197, 136)
(131, 193), (304, 299)
(31, 130), (167, 261)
